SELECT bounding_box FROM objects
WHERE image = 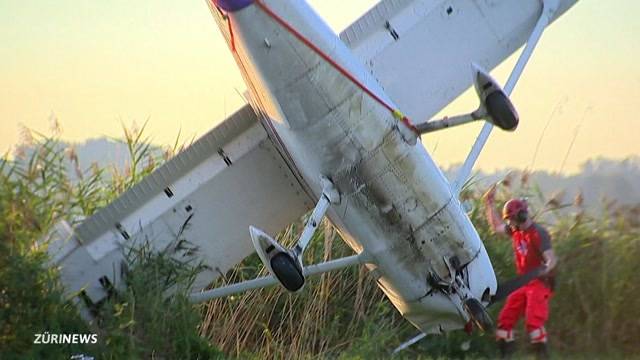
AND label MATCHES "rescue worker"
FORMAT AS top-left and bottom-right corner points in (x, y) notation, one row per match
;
(483, 185), (558, 359)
